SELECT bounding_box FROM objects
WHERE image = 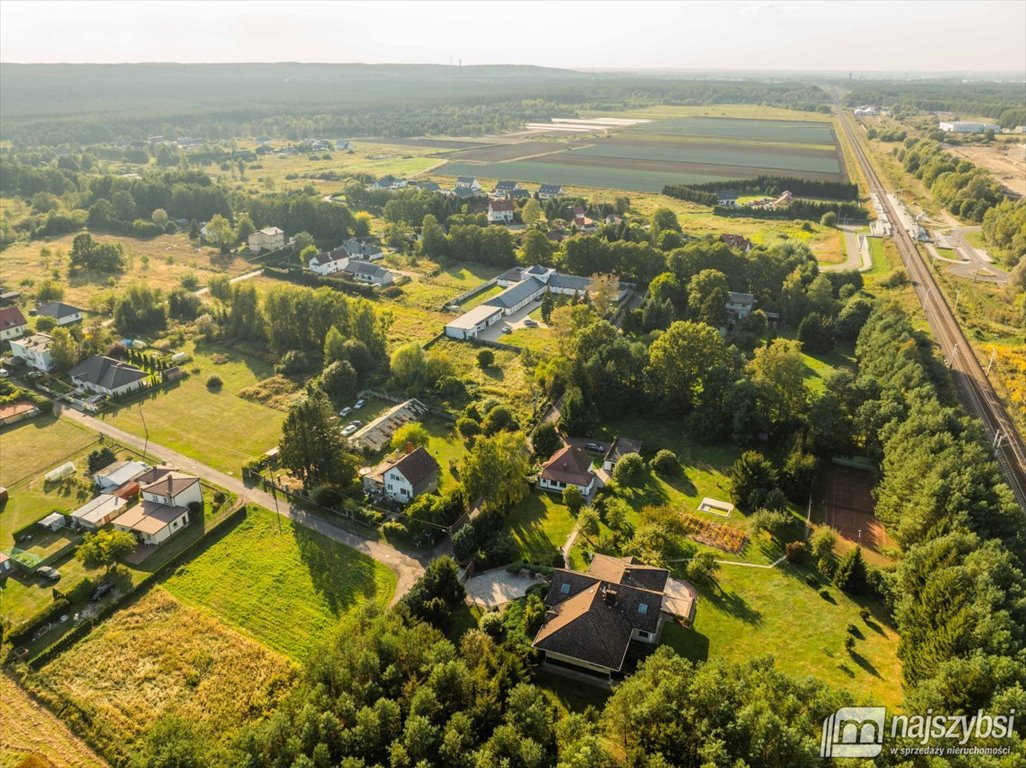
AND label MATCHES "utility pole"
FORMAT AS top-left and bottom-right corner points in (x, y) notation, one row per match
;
(138, 404), (149, 461)
(272, 476), (282, 533)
